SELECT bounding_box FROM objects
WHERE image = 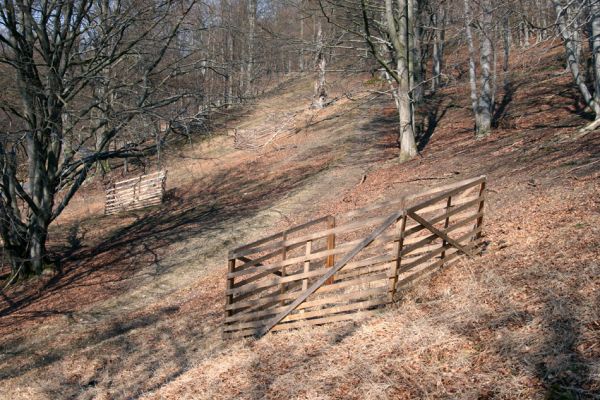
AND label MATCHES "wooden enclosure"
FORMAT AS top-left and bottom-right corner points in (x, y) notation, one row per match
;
(105, 170), (167, 215)
(223, 176), (487, 339)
